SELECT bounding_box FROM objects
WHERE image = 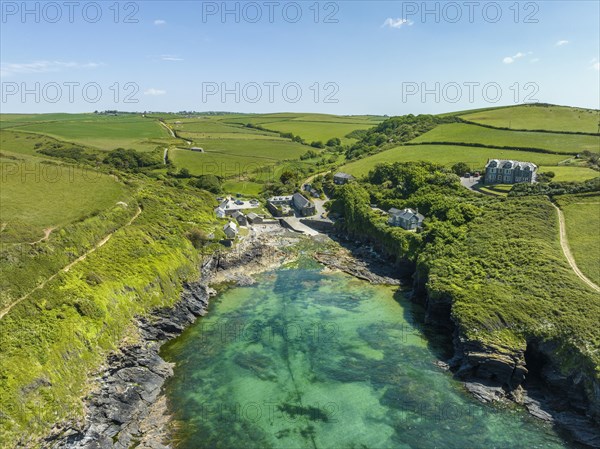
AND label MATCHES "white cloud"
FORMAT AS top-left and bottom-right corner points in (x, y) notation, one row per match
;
(593, 62), (600, 72)
(502, 51), (528, 64)
(144, 88), (166, 96)
(0, 60), (102, 77)
(530, 58), (540, 63)
(154, 19), (166, 25)
(556, 40), (569, 46)
(381, 18), (413, 28)
(161, 55), (183, 61)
